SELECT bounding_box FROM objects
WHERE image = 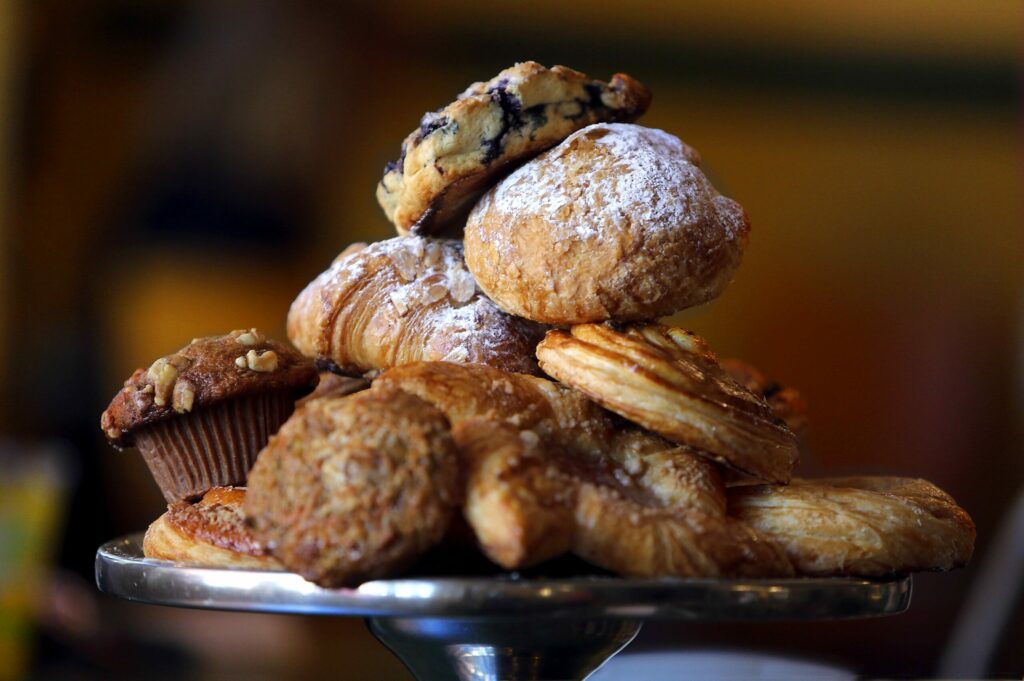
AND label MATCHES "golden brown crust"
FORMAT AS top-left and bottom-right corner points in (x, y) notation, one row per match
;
(453, 419), (792, 577)
(101, 329), (317, 447)
(377, 61), (651, 235)
(142, 487), (282, 570)
(720, 358), (808, 440)
(464, 123), (749, 323)
(287, 237), (546, 376)
(537, 324), (800, 484)
(728, 477), (976, 576)
(373, 361), (687, 477)
(244, 387), (461, 587)
(296, 372), (369, 406)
